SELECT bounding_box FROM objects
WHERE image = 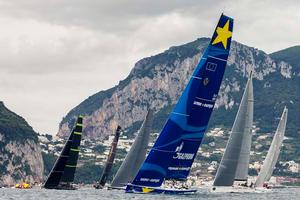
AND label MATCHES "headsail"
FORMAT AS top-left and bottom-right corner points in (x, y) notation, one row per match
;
(44, 115), (83, 189)
(129, 14), (234, 188)
(96, 126), (121, 188)
(255, 107), (288, 187)
(111, 110), (154, 188)
(213, 72), (253, 186)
